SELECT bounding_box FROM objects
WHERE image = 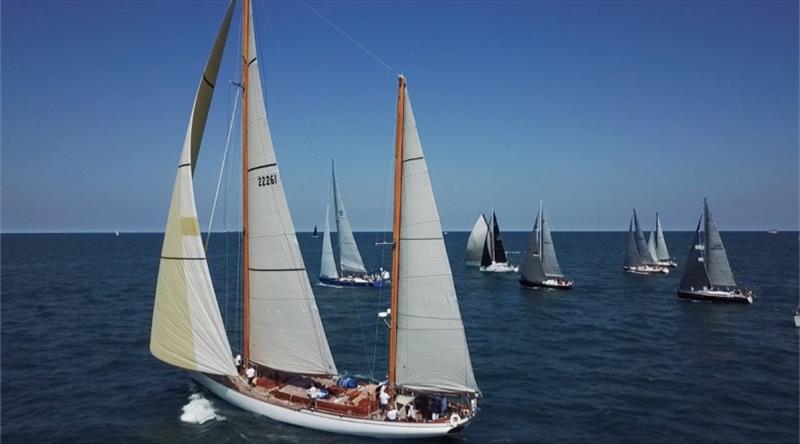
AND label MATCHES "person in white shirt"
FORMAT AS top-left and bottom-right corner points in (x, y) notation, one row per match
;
(379, 389), (390, 412)
(234, 354), (243, 372)
(386, 406), (398, 421)
(407, 404), (417, 422)
(245, 367), (256, 385)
